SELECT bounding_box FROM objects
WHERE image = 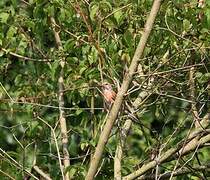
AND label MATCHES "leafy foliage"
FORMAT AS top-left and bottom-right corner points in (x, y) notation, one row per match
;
(0, 0), (210, 179)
